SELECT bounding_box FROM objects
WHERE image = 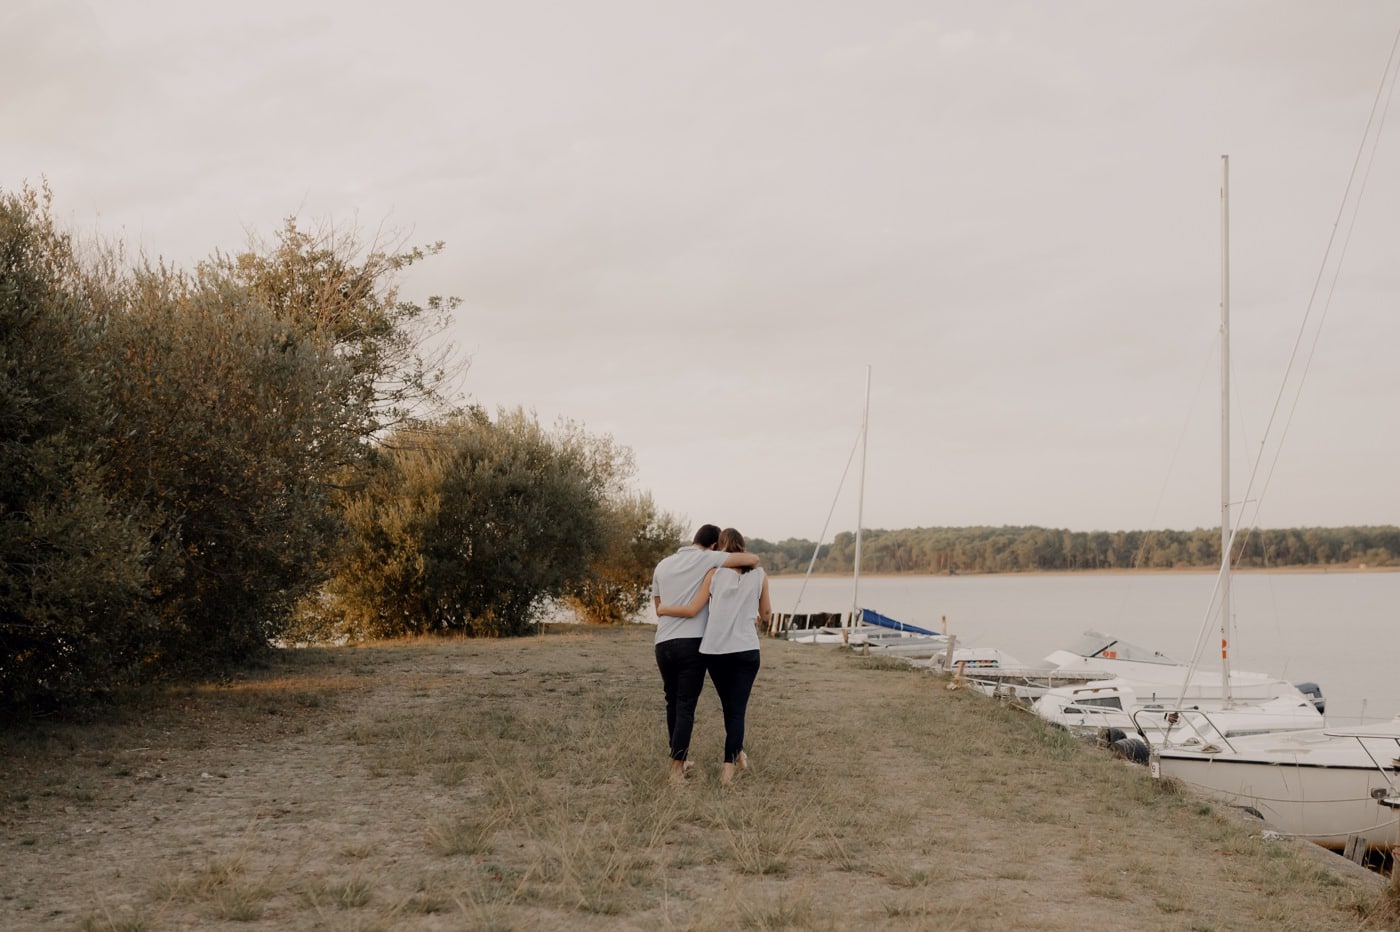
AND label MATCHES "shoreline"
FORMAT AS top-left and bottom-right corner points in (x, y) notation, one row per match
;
(771, 564), (1400, 580)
